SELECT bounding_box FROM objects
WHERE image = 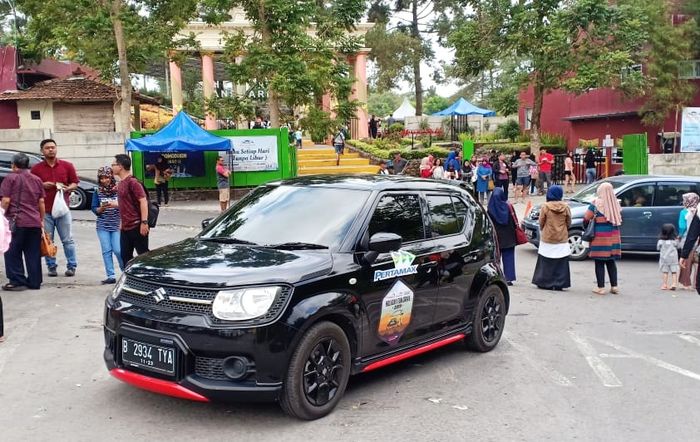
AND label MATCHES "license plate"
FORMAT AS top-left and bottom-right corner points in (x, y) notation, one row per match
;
(121, 337), (175, 374)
